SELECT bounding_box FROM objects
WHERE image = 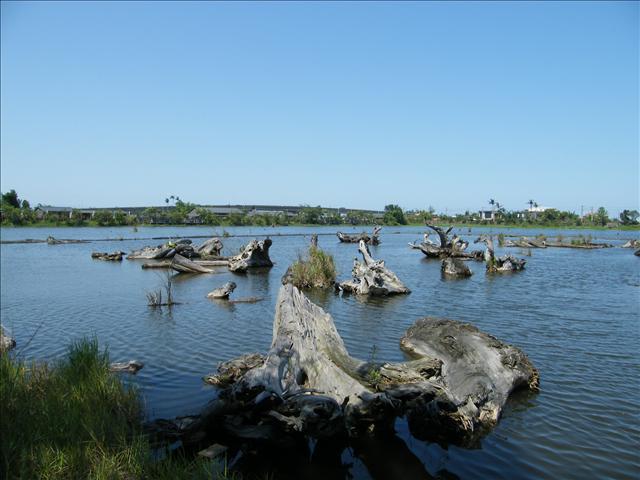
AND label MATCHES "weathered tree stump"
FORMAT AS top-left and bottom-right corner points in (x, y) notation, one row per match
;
(338, 240), (409, 296)
(207, 282), (237, 299)
(475, 235), (526, 272)
(228, 239), (273, 273)
(412, 225), (483, 260)
(0, 327), (16, 353)
(189, 285), (537, 448)
(197, 237), (224, 257)
(441, 258), (472, 278)
(128, 239), (195, 260)
(337, 226), (382, 245)
(91, 251), (124, 261)
(109, 360), (144, 374)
